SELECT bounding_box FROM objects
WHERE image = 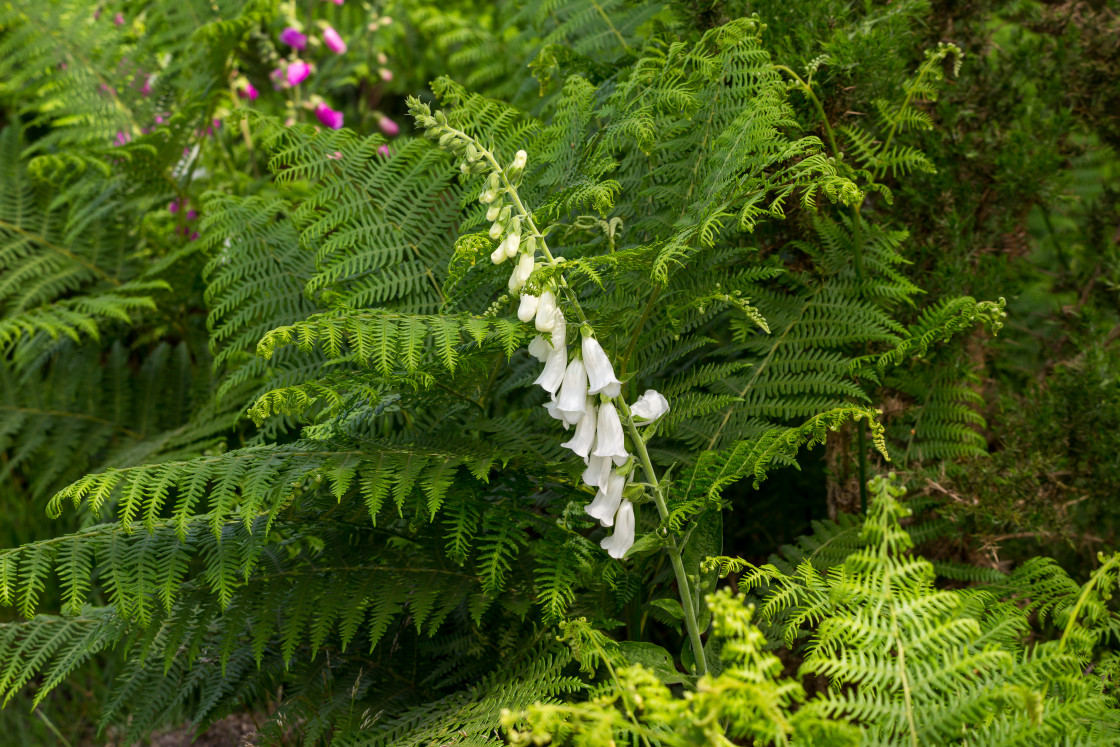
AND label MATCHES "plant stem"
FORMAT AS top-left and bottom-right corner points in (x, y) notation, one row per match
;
(619, 399), (708, 676)
(447, 128), (709, 676)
